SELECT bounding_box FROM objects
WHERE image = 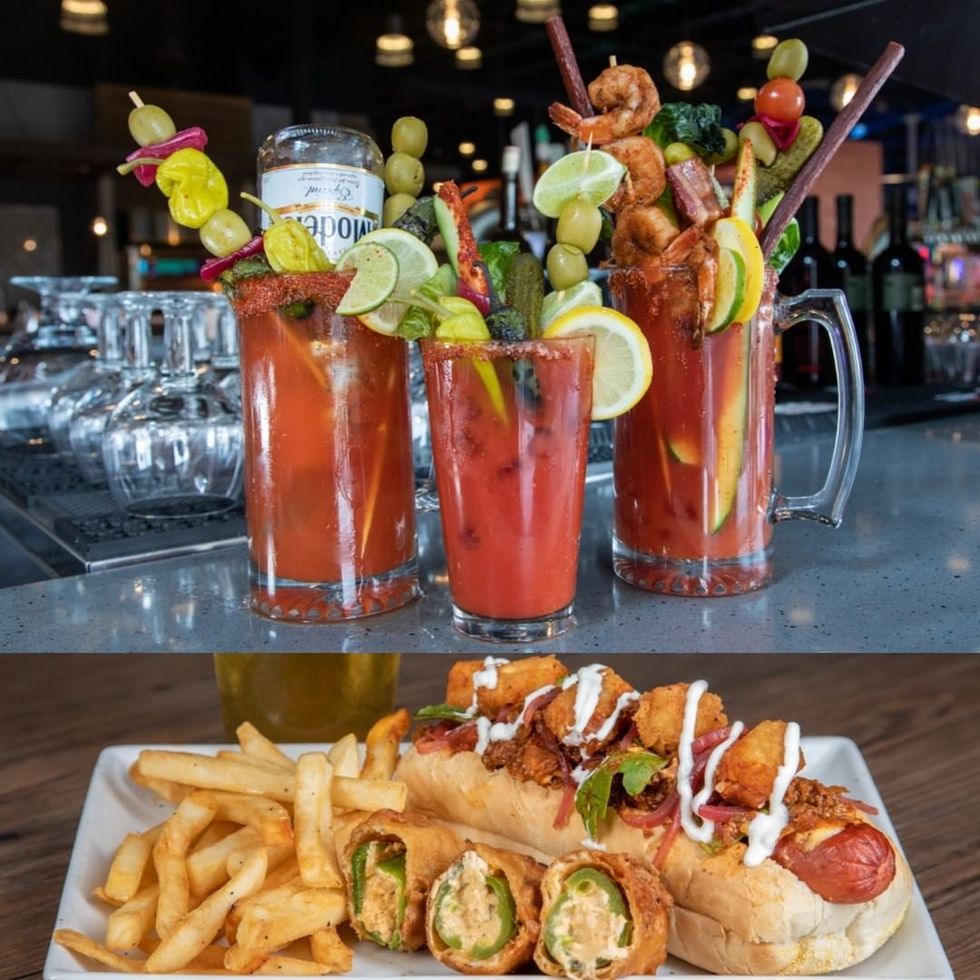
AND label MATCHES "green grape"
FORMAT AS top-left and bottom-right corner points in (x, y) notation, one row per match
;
(383, 193), (417, 227)
(767, 39), (808, 81)
(664, 142), (696, 166)
(200, 208), (253, 257)
(556, 199), (602, 254)
(128, 105), (177, 147)
(385, 152), (425, 196)
(547, 244), (588, 291)
(392, 117), (428, 158)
